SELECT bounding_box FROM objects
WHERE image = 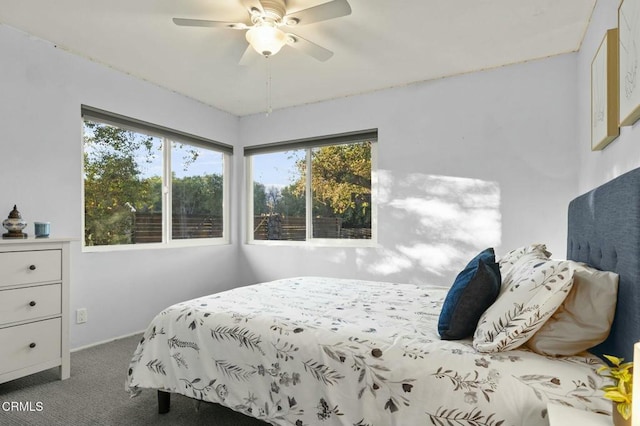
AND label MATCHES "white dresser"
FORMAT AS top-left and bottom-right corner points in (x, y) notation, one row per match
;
(0, 238), (71, 383)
